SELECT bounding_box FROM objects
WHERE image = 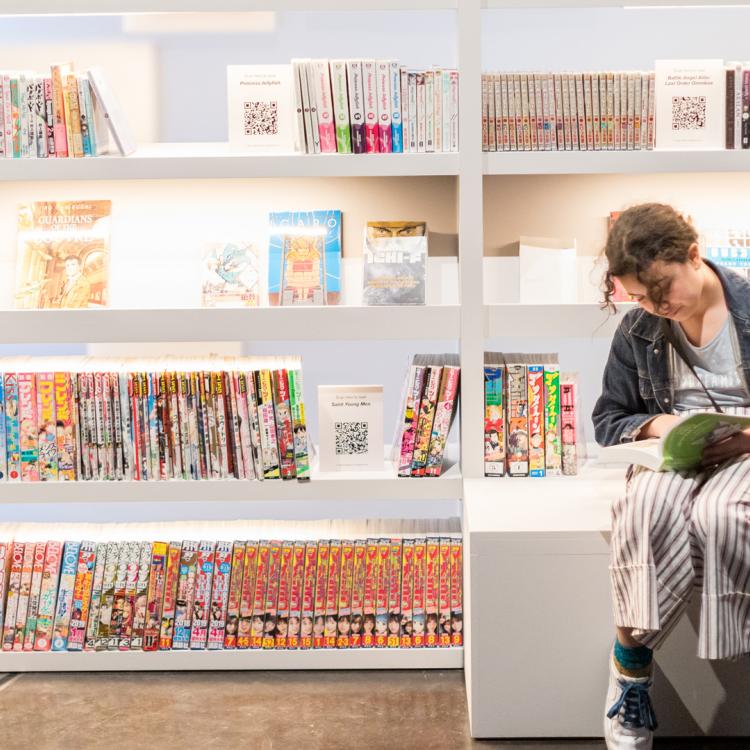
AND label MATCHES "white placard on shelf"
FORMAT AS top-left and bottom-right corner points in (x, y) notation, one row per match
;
(519, 236), (577, 304)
